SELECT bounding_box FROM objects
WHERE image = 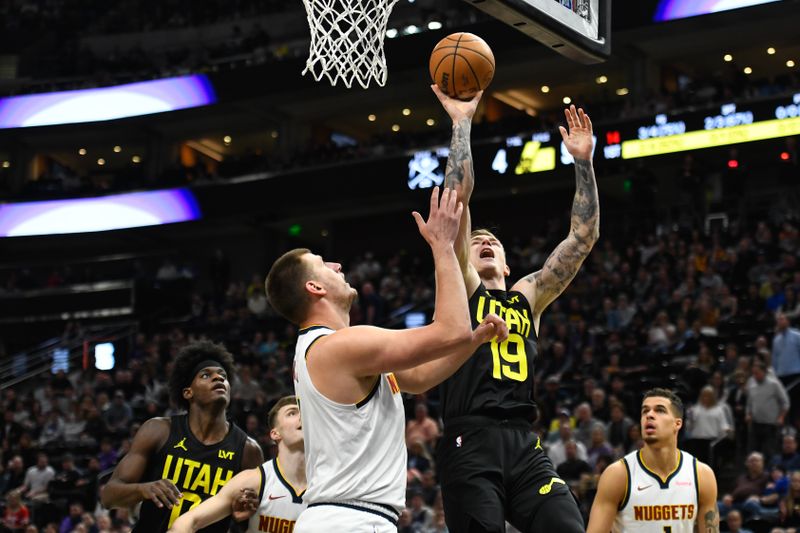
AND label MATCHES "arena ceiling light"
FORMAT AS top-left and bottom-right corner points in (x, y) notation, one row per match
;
(0, 74), (216, 129)
(0, 188), (201, 237)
